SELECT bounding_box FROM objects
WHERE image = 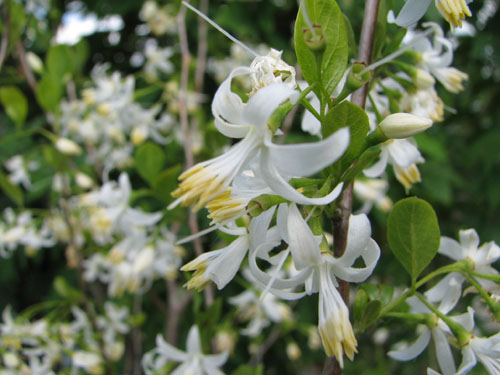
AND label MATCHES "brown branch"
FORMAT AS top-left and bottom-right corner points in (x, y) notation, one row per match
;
(177, 1), (214, 306)
(194, 0), (209, 94)
(166, 279), (192, 345)
(16, 41), (37, 93)
(324, 0), (380, 374)
(0, 0), (10, 71)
